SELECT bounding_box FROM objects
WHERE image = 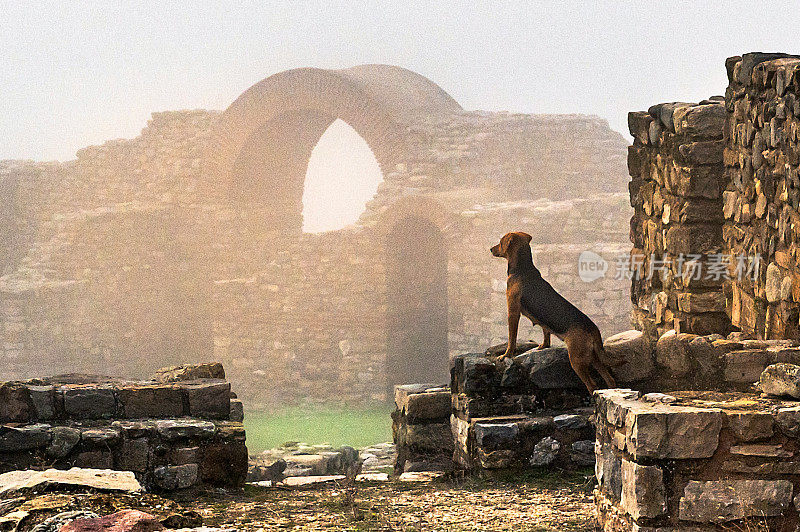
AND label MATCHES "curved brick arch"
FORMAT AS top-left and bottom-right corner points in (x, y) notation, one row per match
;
(205, 65), (462, 221)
